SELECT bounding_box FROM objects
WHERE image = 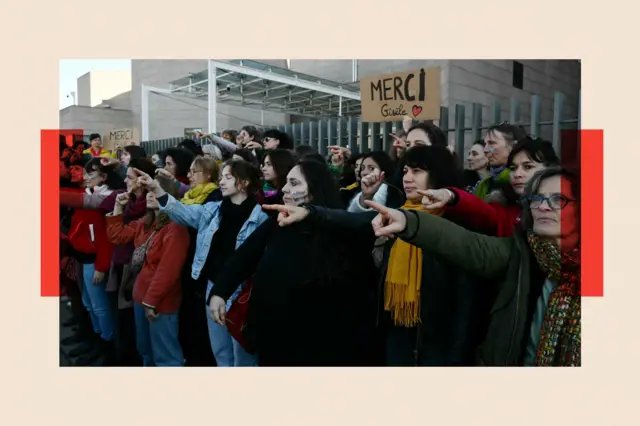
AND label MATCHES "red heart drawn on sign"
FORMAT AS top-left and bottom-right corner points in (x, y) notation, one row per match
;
(412, 105), (423, 117)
